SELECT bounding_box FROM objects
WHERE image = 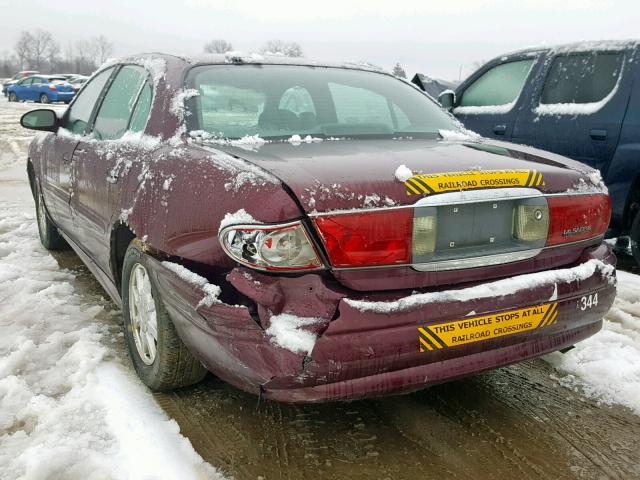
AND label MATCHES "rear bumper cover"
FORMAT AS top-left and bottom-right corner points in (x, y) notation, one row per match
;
(151, 244), (616, 403)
